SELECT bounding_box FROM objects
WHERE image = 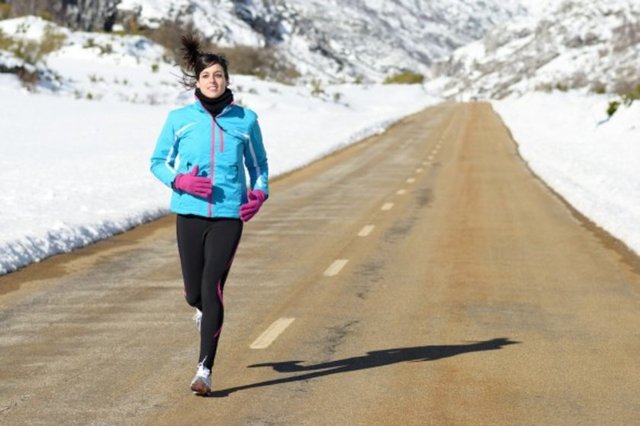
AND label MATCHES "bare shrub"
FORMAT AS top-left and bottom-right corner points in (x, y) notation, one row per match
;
(16, 66), (39, 89)
(133, 21), (300, 83)
(141, 20), (190, 63)
(216, 45), (299, 83)
(9, 0), (52, 19)
(383, 71), (425, 84)
(0, 3), (12, 20)
(1, 24), (66, 64)
(40, 24), (67, 55)
(590, 82), (607, 94)
(605, 82), (639, 118)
